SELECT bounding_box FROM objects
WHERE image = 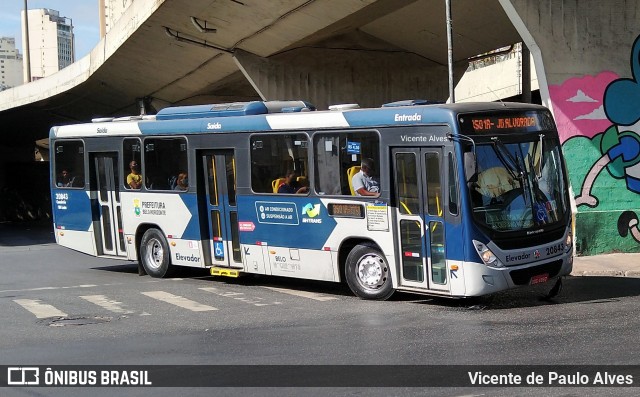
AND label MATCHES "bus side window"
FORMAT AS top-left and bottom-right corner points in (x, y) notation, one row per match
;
(54, 140), (85, 188)
(123, 138), (141, 190)
(313, 131), (379, 196)
(144, 138), (188, 191)
(250, 133), (309, 194)
(448, 152), (459, 216)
